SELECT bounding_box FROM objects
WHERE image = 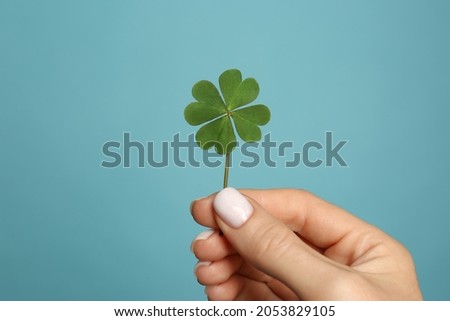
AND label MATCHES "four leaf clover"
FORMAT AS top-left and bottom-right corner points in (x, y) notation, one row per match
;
(184, 69), (270, 155)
